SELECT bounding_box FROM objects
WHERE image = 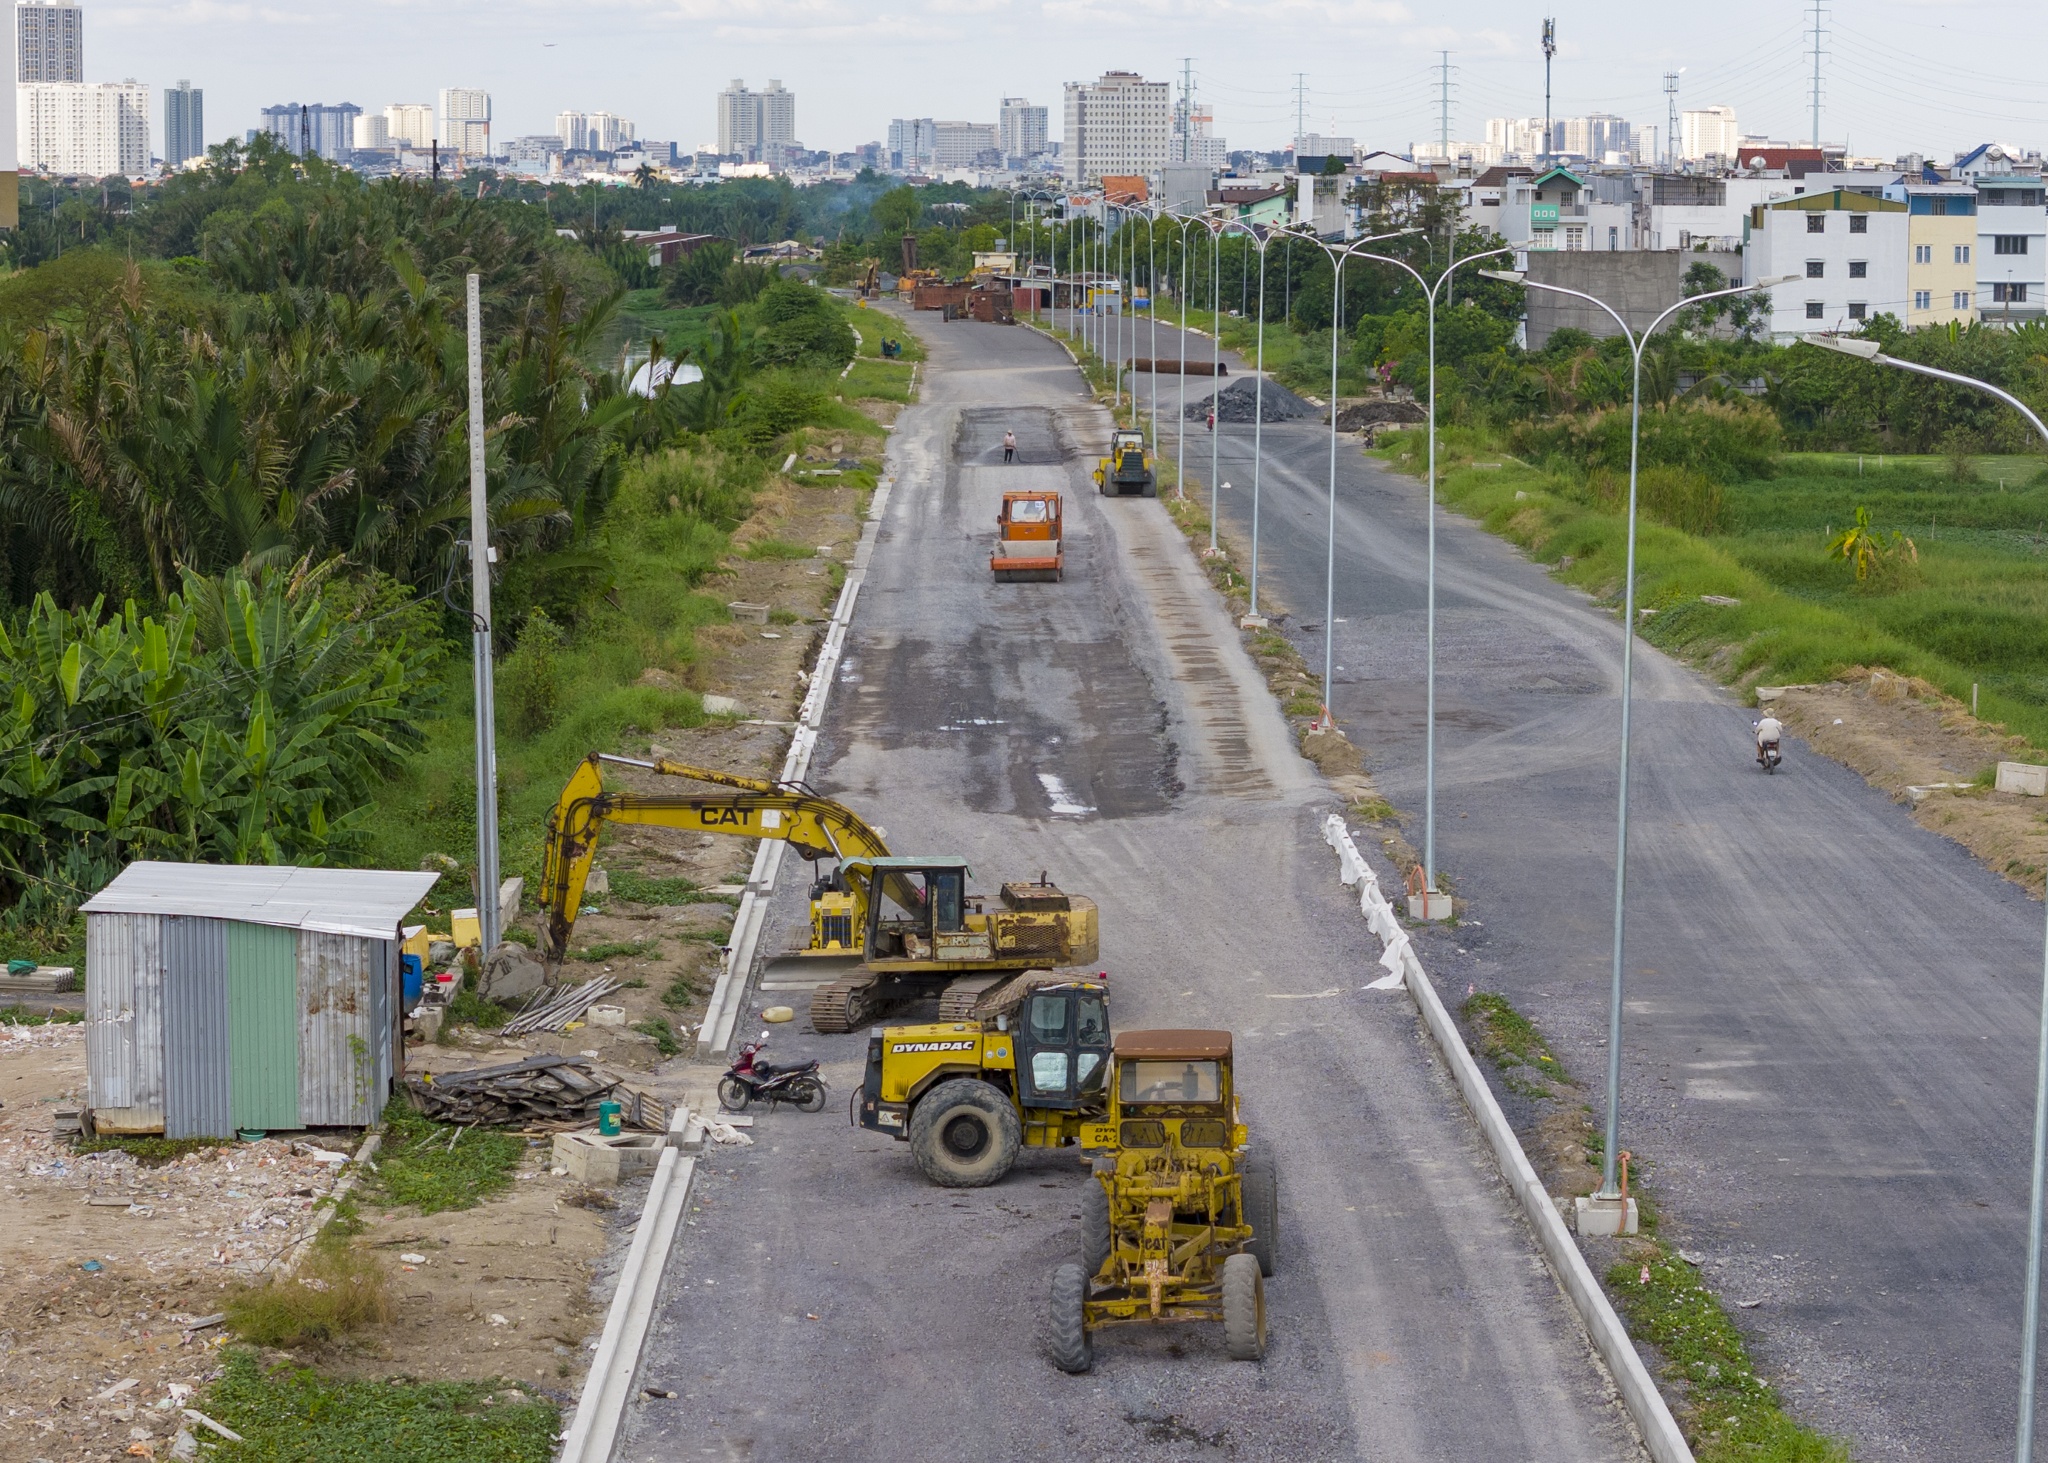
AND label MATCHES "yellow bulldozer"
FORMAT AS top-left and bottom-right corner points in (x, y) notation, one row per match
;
(1092, 428), (1156, 498)
(854, 974), (1109, 1185)
(540, 753), (1098, 1032)
(1049, 1029), (1277, 1371)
